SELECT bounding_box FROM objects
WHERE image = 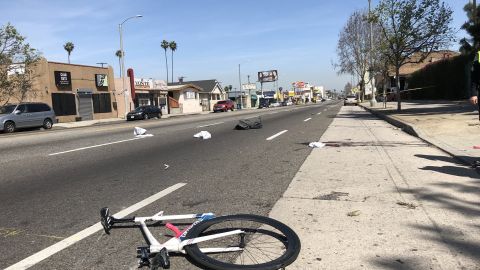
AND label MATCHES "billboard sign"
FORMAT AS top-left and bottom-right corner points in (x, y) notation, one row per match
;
(293, 81), (305, 88)
(258, 70), (278, 83)
(95, 74), (108, 87)
(242, 83), (257, 90)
